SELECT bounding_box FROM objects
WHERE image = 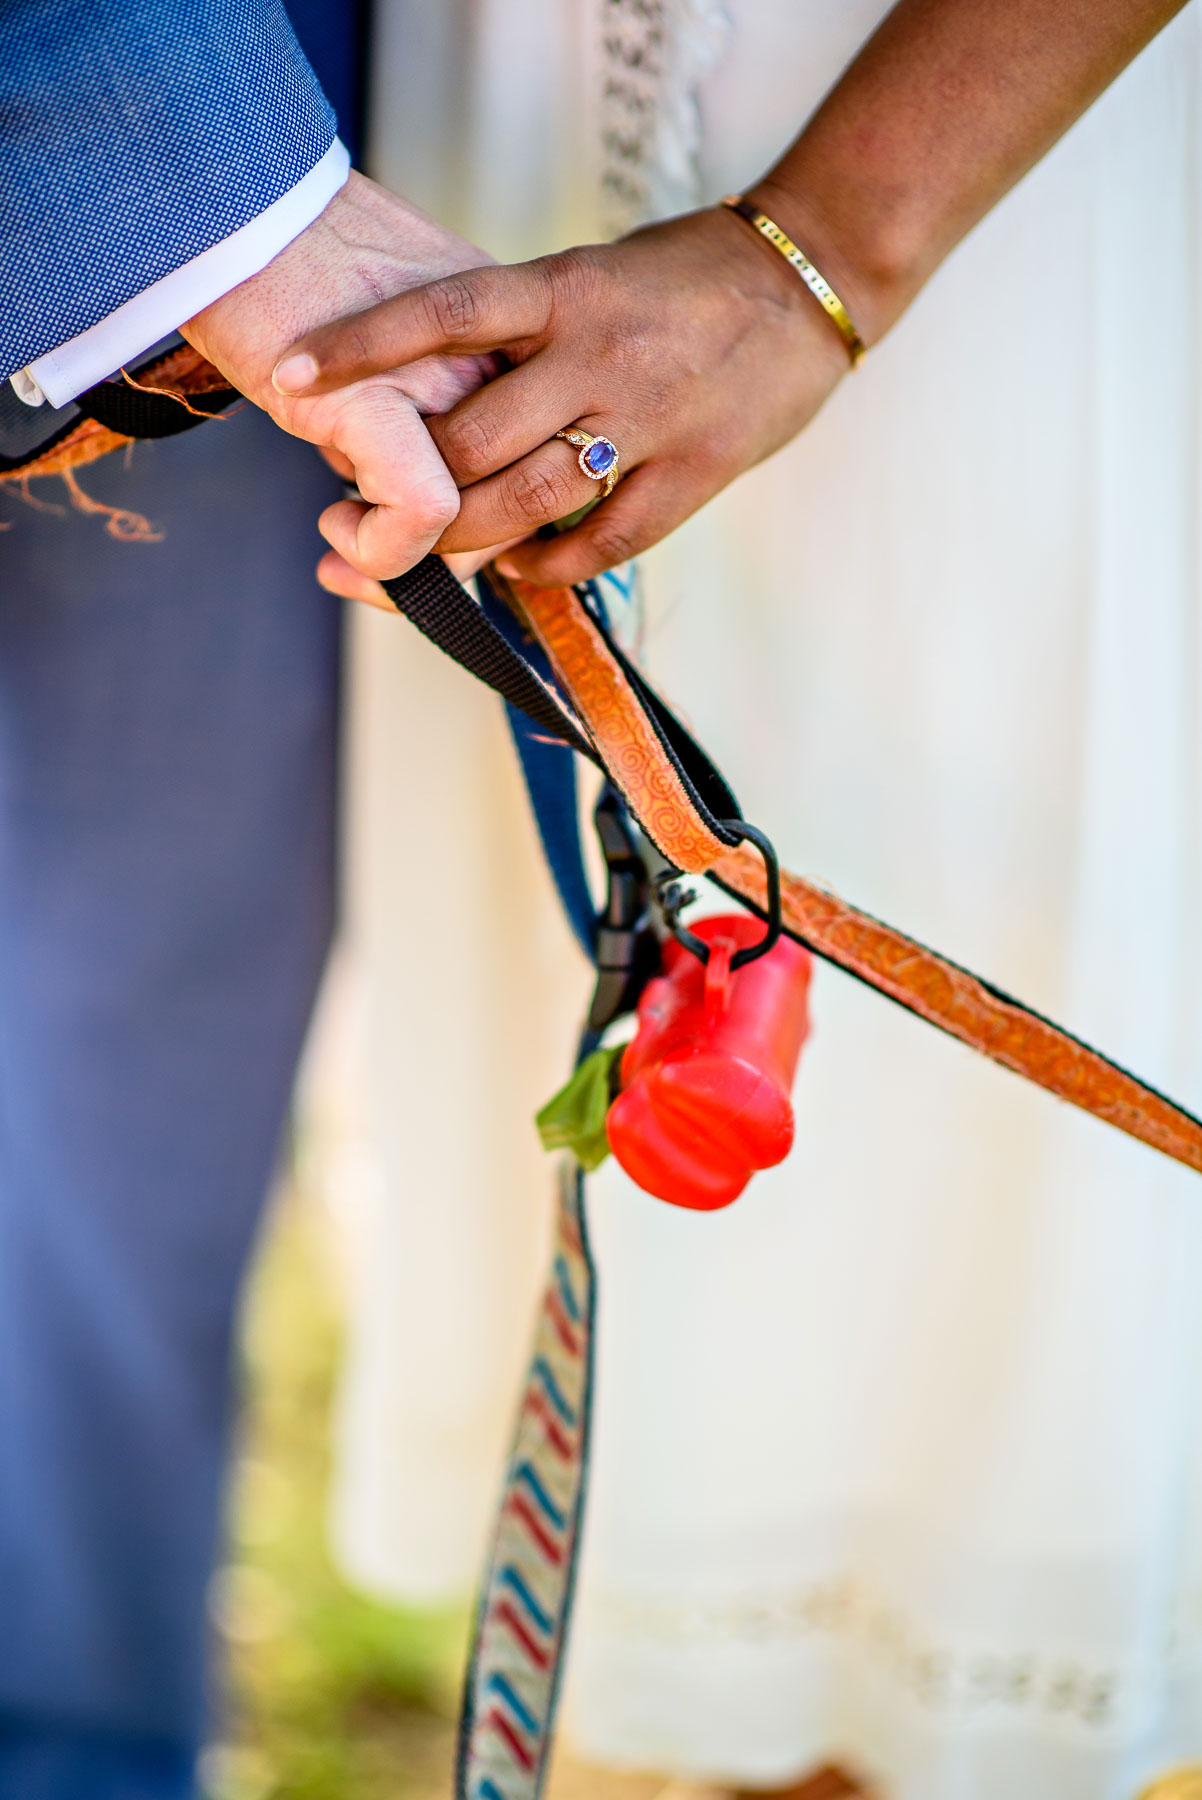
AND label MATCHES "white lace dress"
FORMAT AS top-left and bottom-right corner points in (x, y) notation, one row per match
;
(327, 5), (1202, 1795)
